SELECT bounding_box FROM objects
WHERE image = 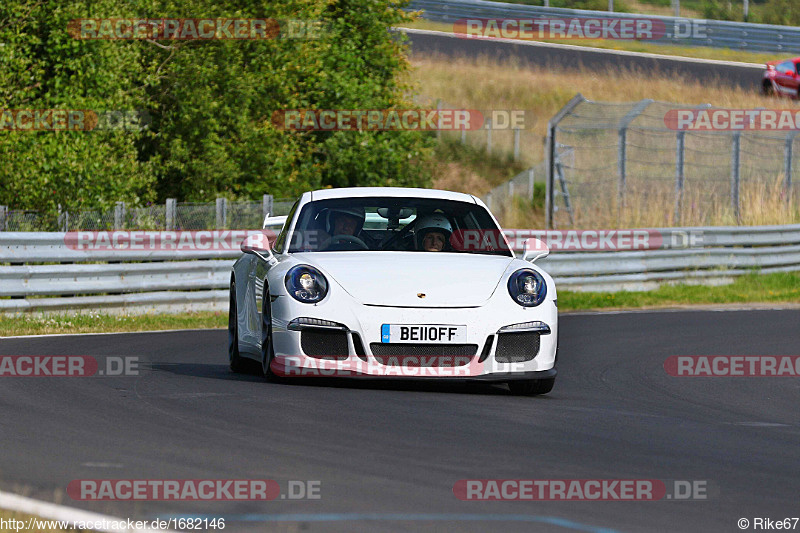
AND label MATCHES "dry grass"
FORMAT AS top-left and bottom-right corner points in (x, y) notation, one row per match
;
(409, 55), (800, 227)
(410, 54), (785, 148)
